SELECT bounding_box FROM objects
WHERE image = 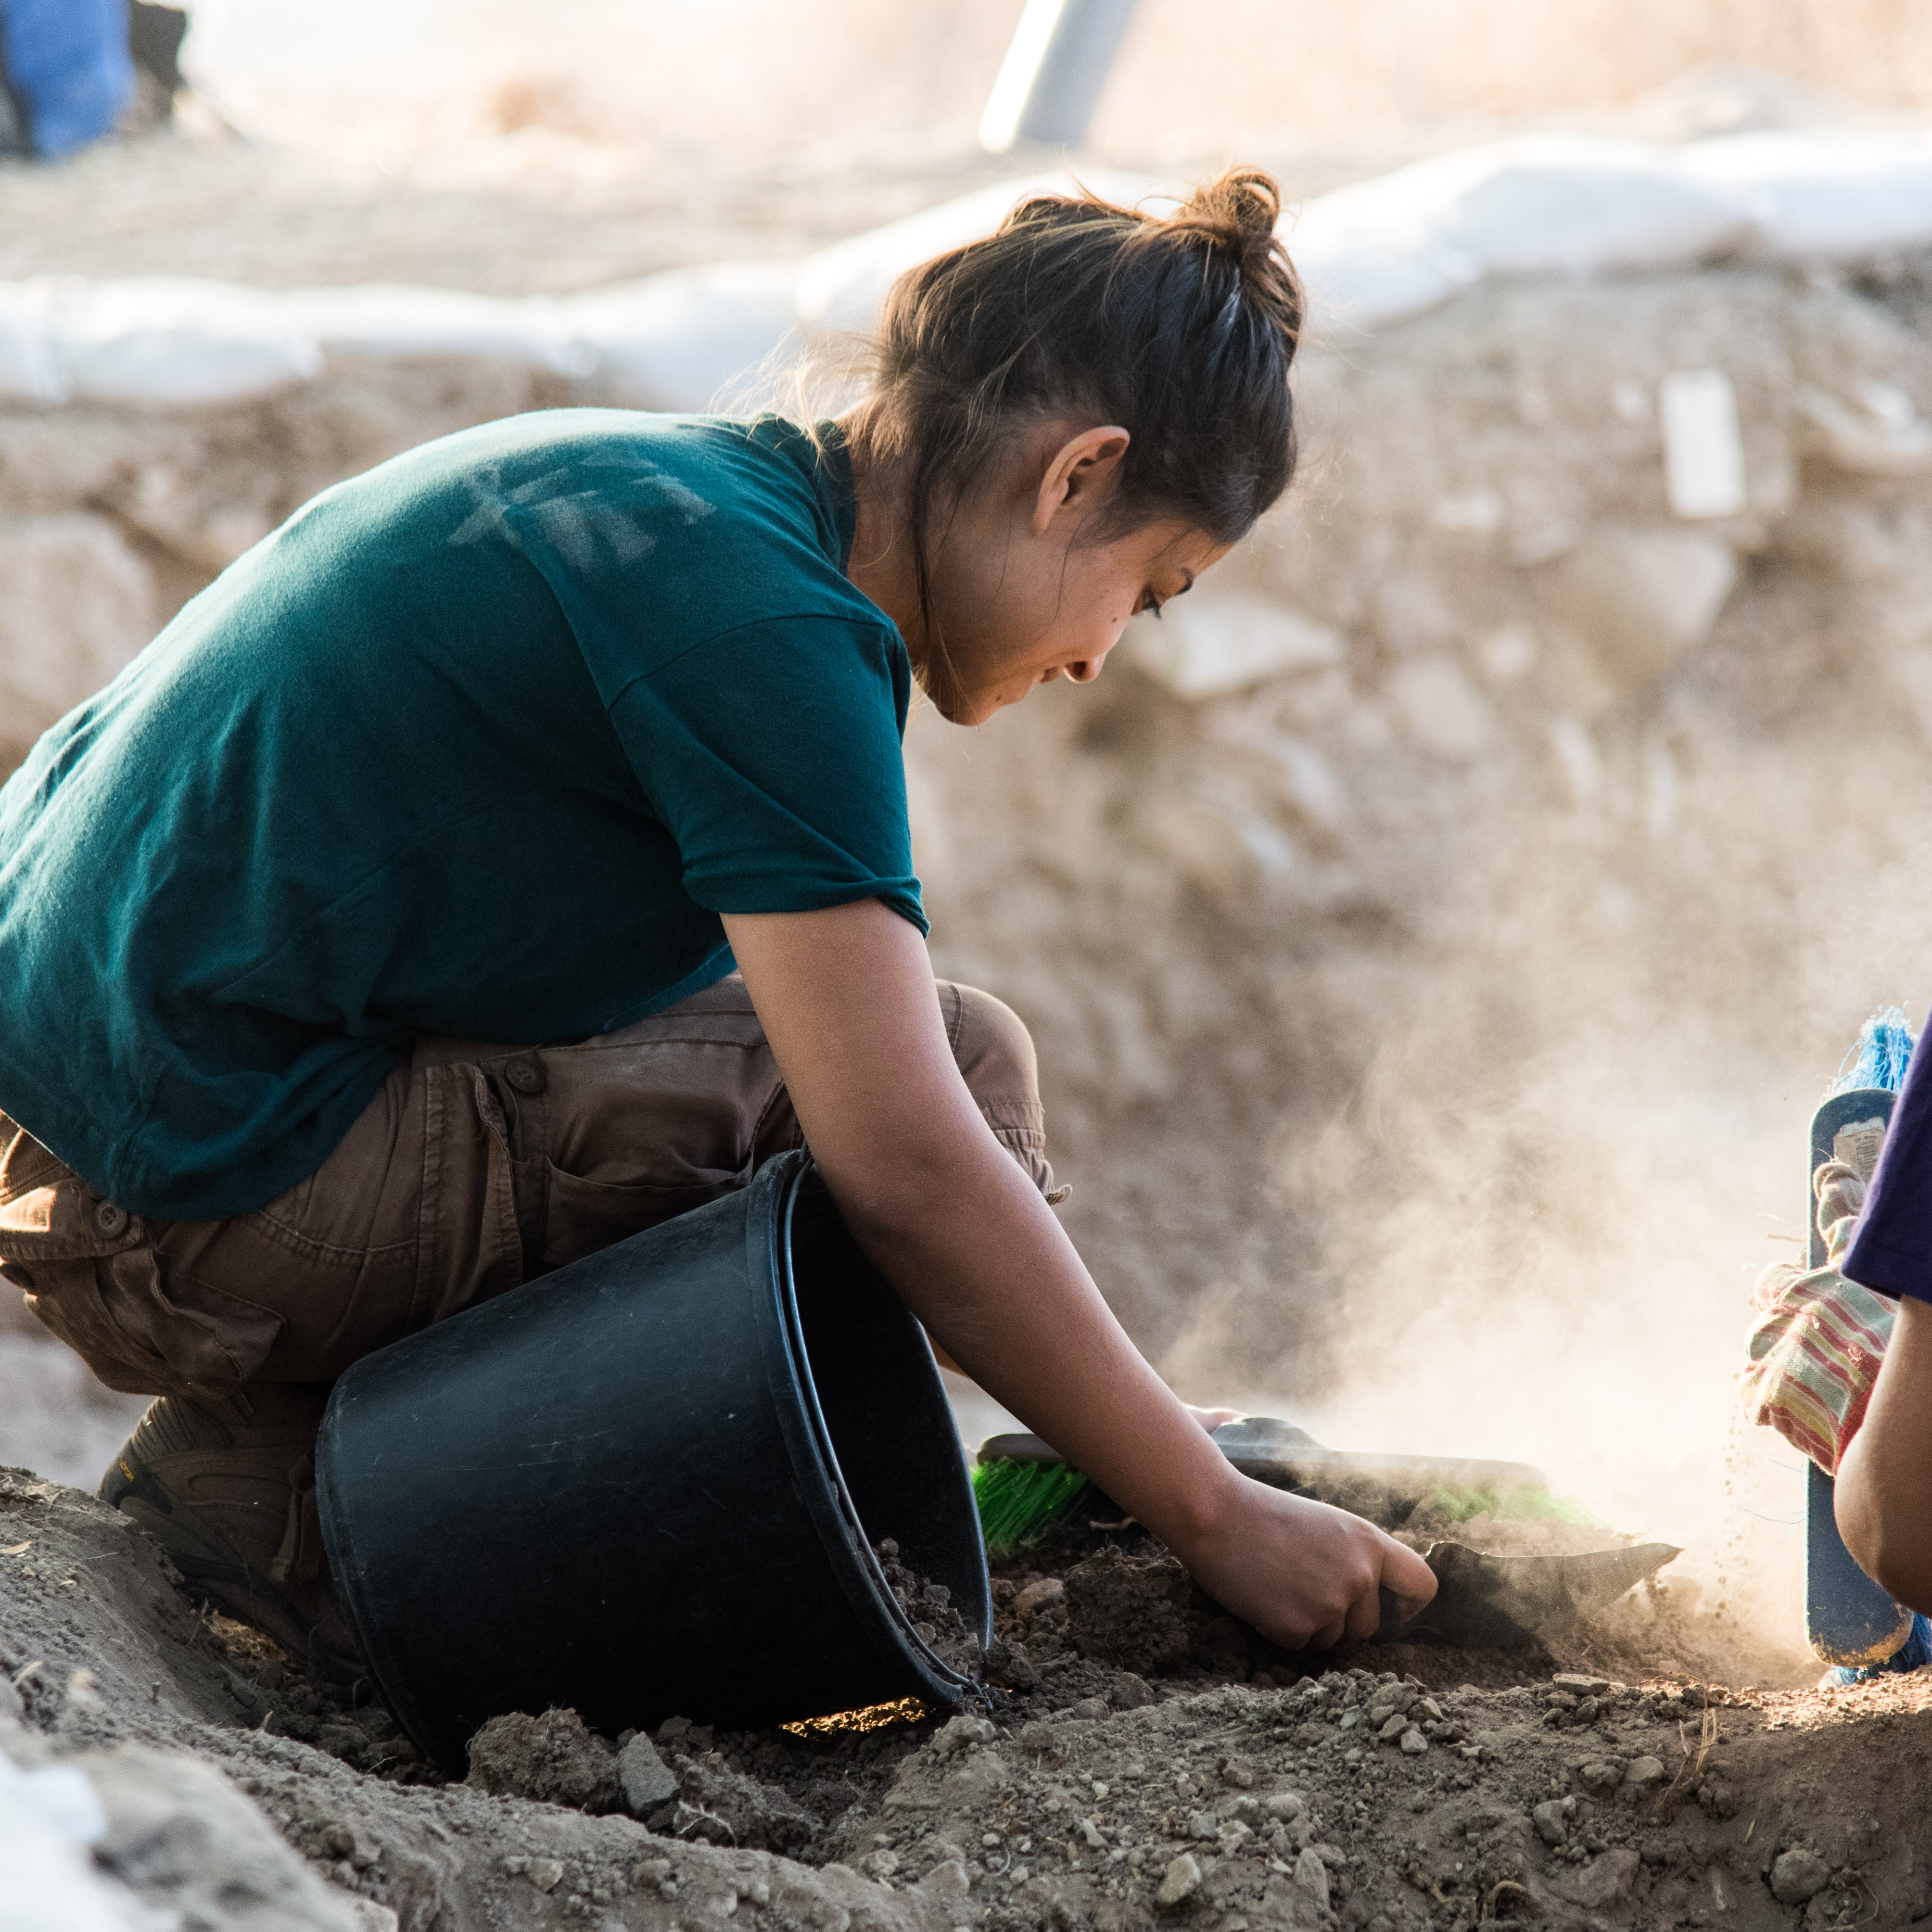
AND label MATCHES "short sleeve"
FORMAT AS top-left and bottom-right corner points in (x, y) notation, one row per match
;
(606, 616), (928, 933)
(1847, 1032), (1932, 1303)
